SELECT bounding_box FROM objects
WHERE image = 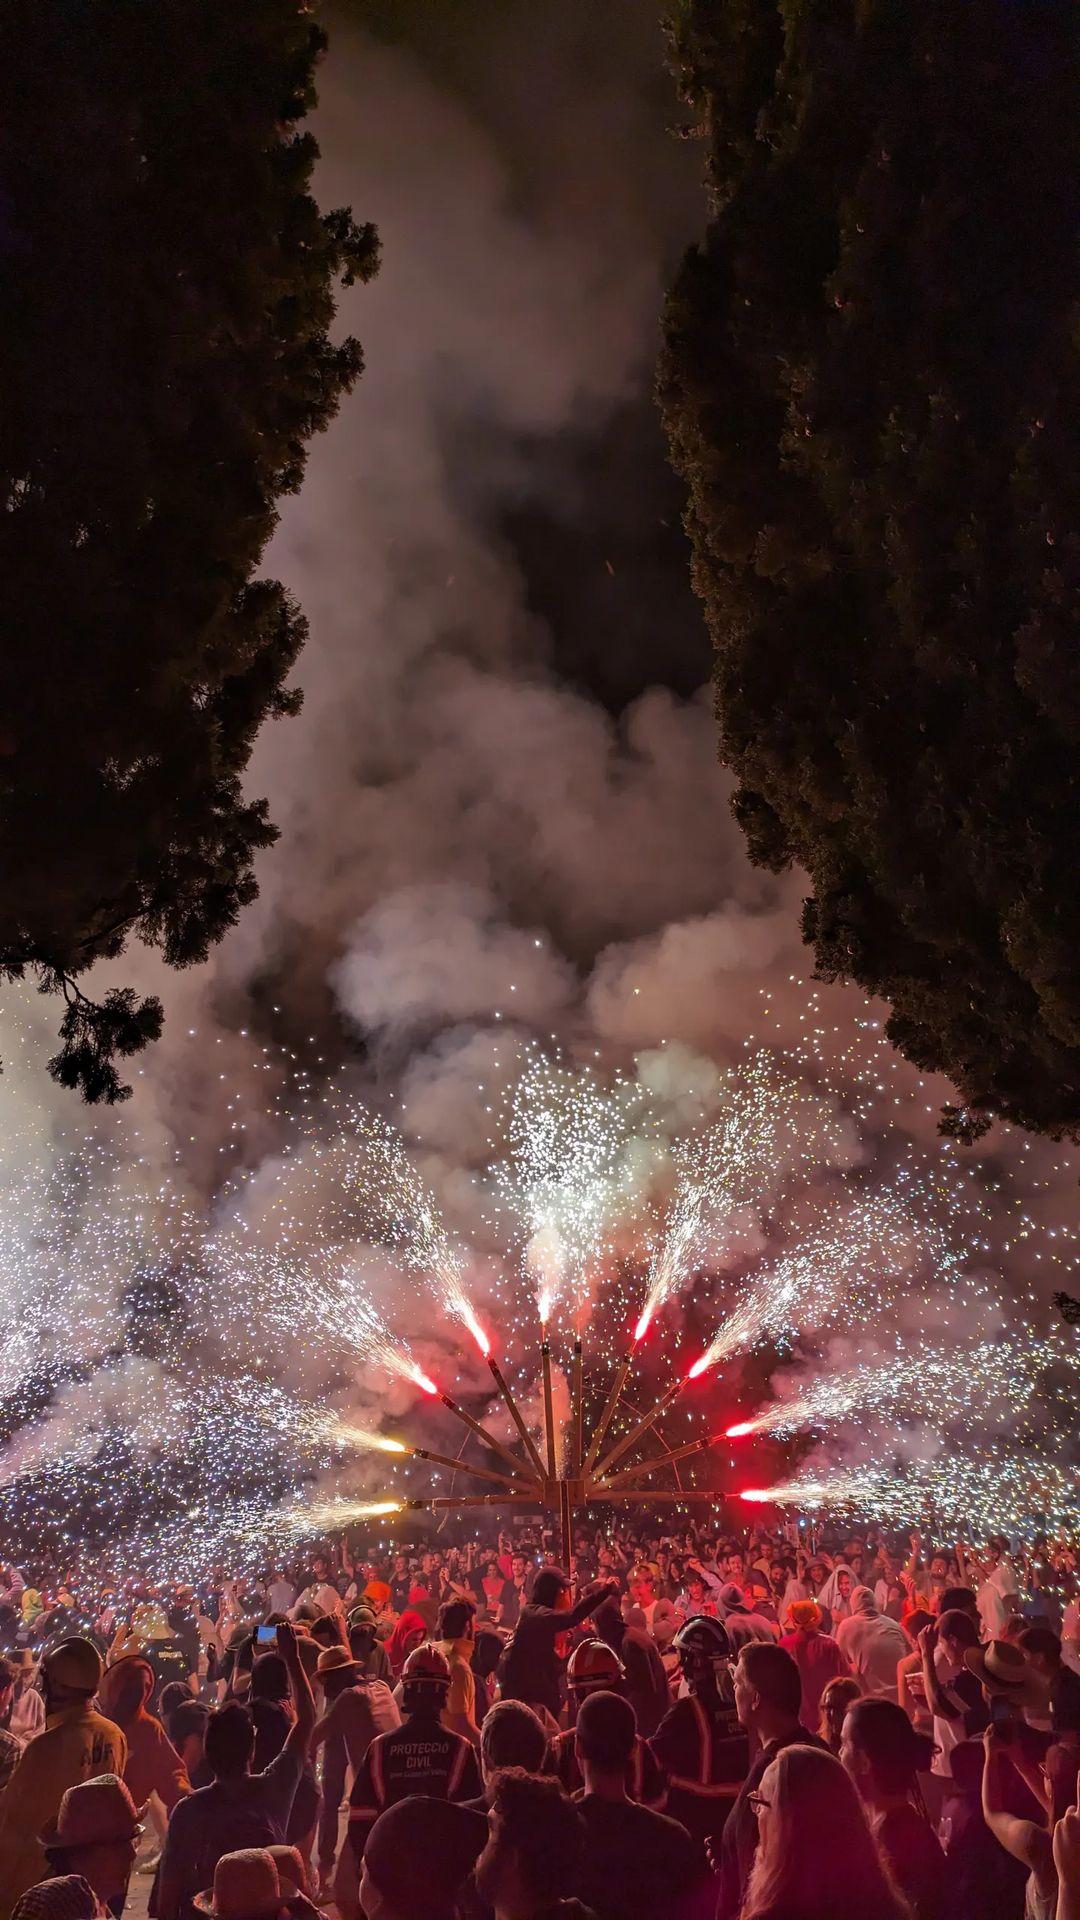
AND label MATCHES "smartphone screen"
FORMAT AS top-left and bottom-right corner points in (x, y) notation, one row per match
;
(255, 1623), (278, 1646)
